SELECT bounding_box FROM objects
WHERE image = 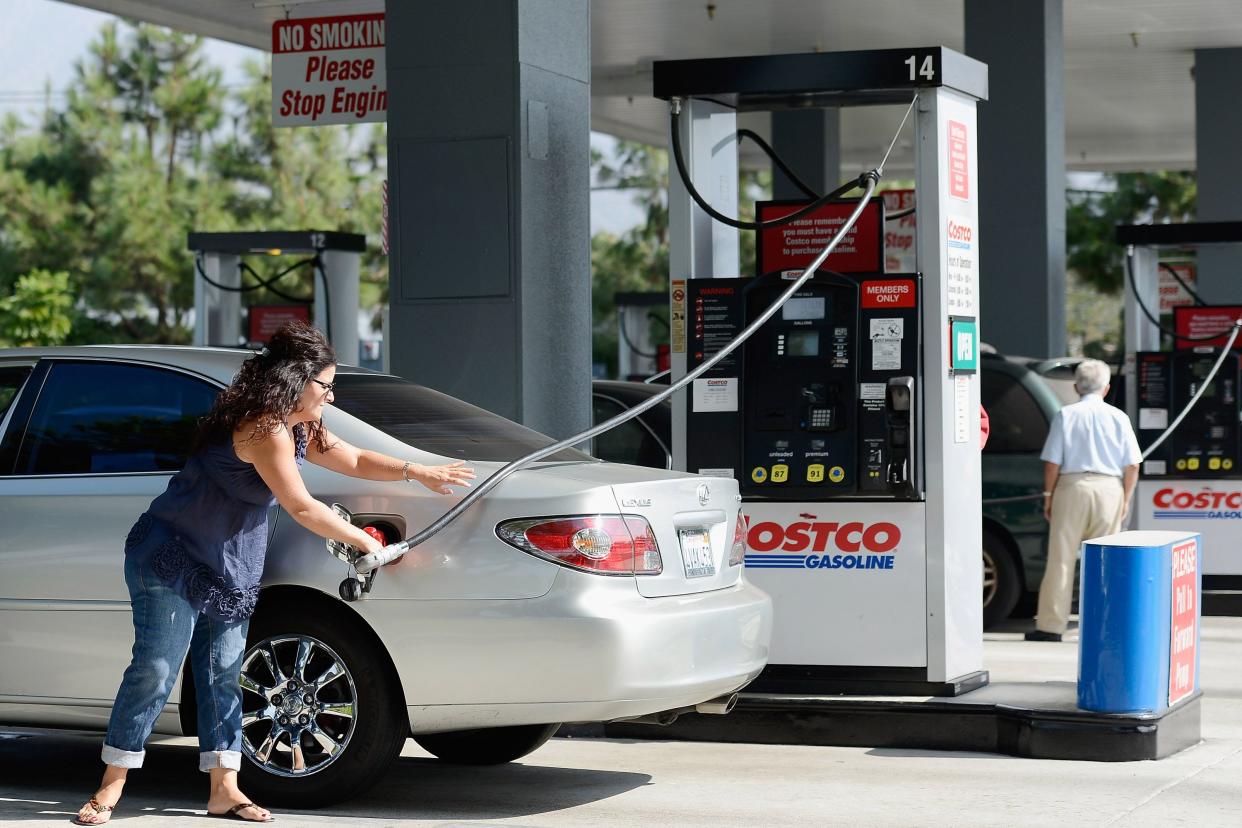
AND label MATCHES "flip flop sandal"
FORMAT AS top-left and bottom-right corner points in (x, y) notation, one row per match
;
(72, 797), (114, 826)
(208, 802), (275, 822)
